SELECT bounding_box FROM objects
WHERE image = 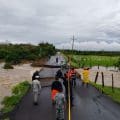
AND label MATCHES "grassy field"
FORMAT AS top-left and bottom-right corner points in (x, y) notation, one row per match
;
(92, 83), (120, 104)
(67, 55), (119, 68)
